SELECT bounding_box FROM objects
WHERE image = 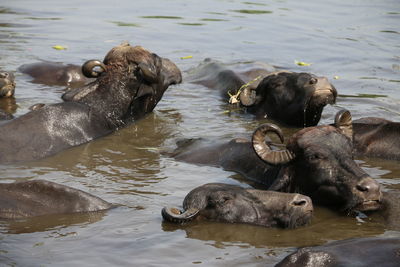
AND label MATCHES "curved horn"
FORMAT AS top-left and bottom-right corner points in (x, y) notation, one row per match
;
(161, 207), (200, 224)
(252, 123), (295, 165)
(334, 109), (353, 141)
(82, 60), (106, 78)
(239, 87), (257, 106)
